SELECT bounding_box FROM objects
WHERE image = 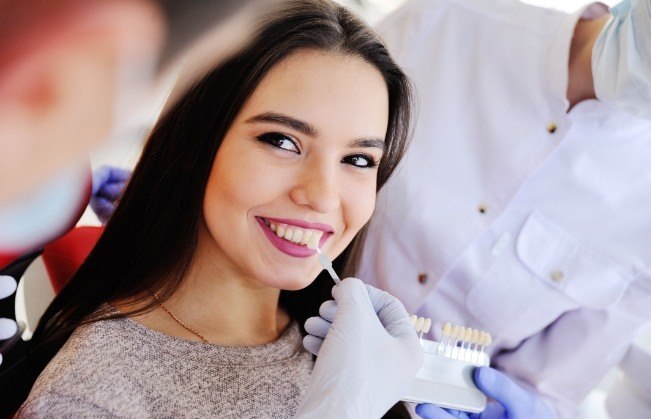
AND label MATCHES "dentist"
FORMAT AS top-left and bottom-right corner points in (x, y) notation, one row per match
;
(359, 0), (651, 417)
